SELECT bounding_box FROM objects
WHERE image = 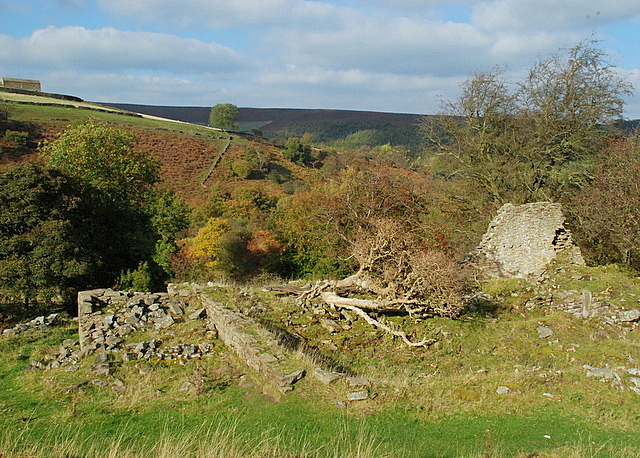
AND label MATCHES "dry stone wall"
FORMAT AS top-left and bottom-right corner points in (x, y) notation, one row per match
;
(473, 202), (584, 279)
